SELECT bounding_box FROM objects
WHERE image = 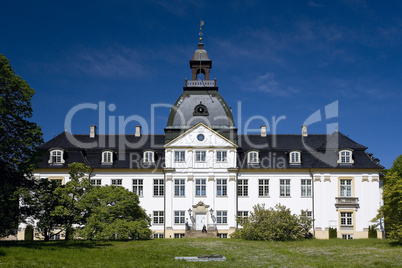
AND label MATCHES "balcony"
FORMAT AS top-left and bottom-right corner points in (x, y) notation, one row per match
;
(186, 79), (216, 87)
(335, 197), (359, 209)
